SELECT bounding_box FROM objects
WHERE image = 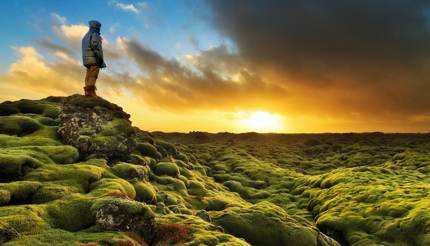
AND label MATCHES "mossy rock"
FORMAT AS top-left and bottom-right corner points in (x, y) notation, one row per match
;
(100, 119), (135, 136)
(15, 100), (46, 114)
(0, 101), (20, 116)
(24, 163), (105, 195)
(16, 145), (79, 164)
(32, 183), (76, 203)
(153, 162), (180, 177)
(188, 180), (207, 196)
(0, 134), (61, 147)
(213, 202), (340, 246)
(0, 189), (11, 205)
(111, 162), (148, 181)
(42, 105), (61, 119)
(90, 197), (155, 231)
(0, 116), (41, 136)
(136, 142), (162, 160)
(47, 197), (95, 231)
(89, 178), (136, 199)
(155, 140), (178, 157)
(0, 150), (45, 181)
(134, 181), (157, 204)
(58, 95), (136, 161)
(0, 181), (41, 204)
(206, 198), (229, 211)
